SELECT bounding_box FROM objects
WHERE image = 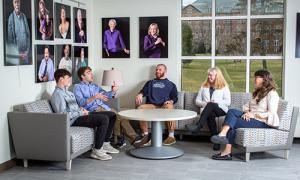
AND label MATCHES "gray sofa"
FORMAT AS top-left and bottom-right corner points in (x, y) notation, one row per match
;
(8, 98), (119, 170)
(173, 92), (252, 136)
